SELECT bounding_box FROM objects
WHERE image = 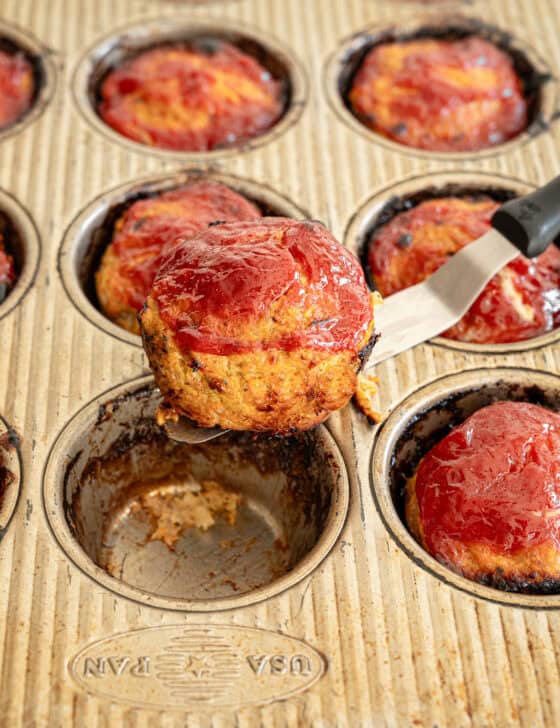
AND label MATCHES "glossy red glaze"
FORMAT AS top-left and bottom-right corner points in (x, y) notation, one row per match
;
(369, 196), (560, 344)
(0, 49), (34, 130)
(348, 37), (527, 152)
(99, 42), (283, 151)
(110, 181), (261, 311)
(152, 218), (373, 355)
(415, 402), (560, 558)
